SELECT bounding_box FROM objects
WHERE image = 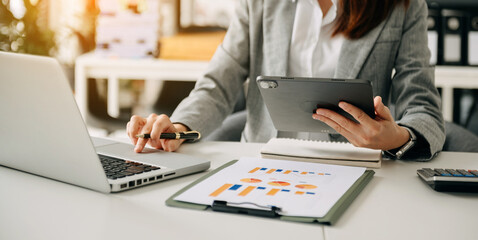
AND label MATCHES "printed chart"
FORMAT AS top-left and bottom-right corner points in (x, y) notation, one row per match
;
(174, 157), (366, 218)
